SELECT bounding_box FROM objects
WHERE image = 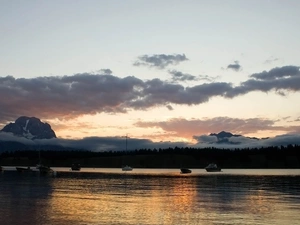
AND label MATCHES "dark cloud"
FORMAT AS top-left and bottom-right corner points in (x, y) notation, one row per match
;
(193, 133), (300, 149)
(0, 74), (231, 125)
(168, 70), (217, 83)
(226, 67), (300, 98)
(250, 66), (300, 80)
(133, 54), (188, 69)
(2, 129), (300, 152)
(0, 74), (145, 123)
(227, 61), (241, 71)
(194, 135), (218, 143)
(128, 80), (232, 109)
(98, 69), (113, 75)
(168, 70), (198, 82)
(1, 65), (300, 126)
(166, 105), (173, 110)
(0, 132), (188, 152)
